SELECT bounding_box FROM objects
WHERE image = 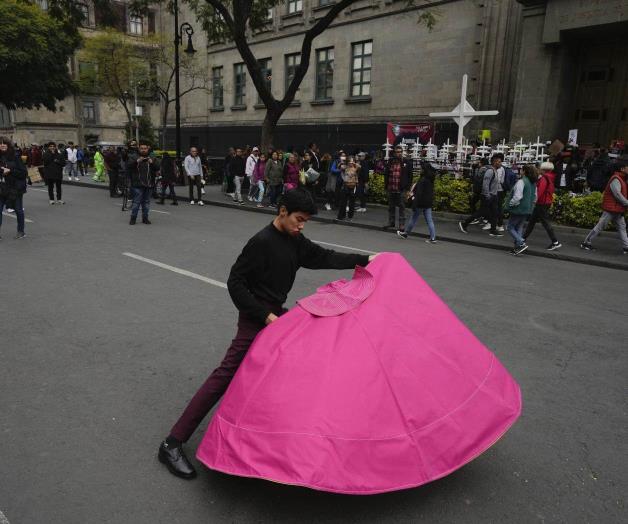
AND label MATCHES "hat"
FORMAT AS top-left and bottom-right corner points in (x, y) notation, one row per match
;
(298, 266), (375, 317)
(540, 162), (554, 171)
(252, 146), (260, 152)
